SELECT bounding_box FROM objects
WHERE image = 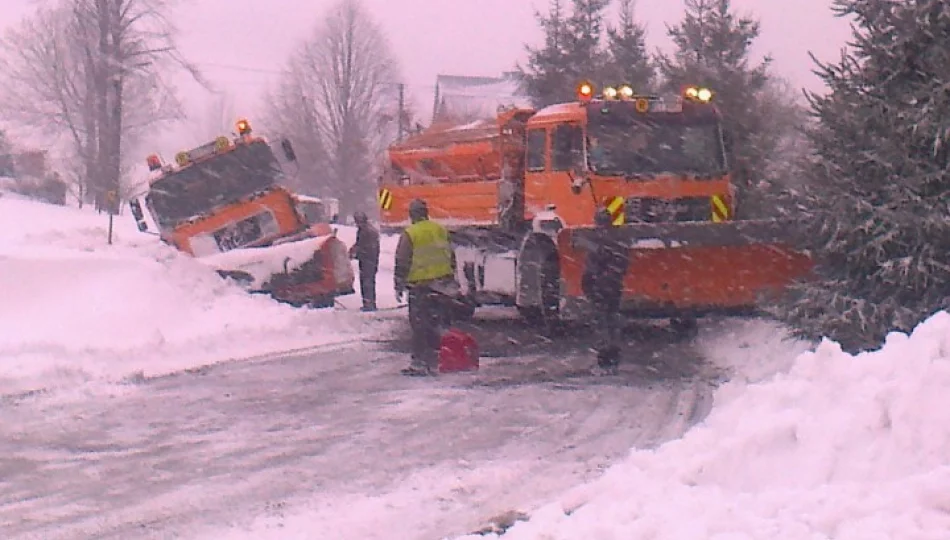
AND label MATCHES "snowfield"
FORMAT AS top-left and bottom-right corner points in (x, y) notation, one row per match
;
(0, 195), (399, 397)
(456, 311), (950, 539)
